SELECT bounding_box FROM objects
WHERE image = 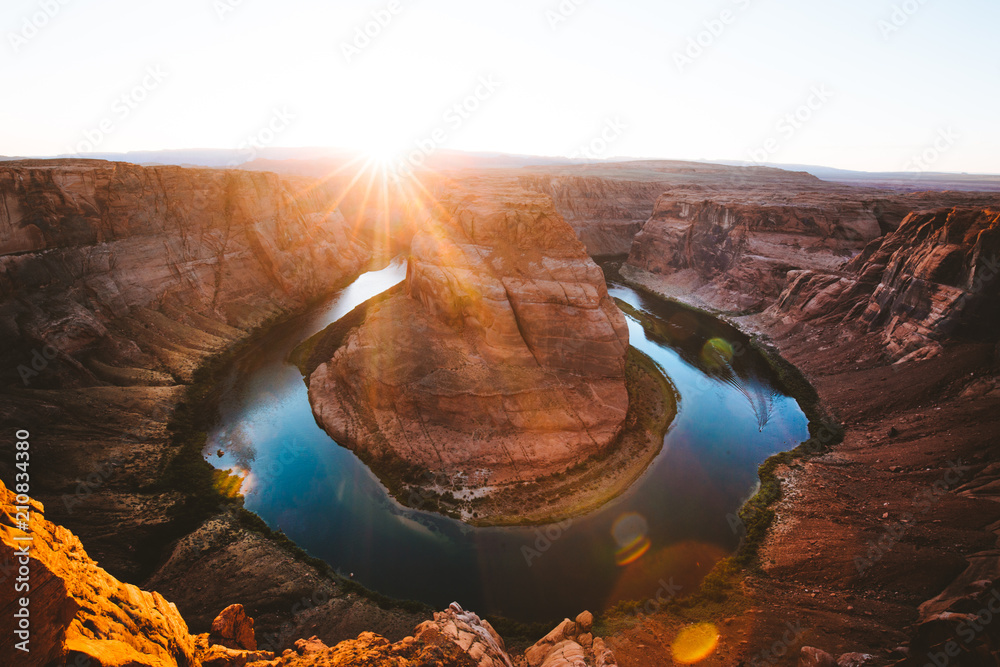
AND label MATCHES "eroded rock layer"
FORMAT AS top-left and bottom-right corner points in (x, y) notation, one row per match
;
(307, 179), (629, 483)
(624, 186), (1000, 313)
(0, 159), (374, 581)
(769, 207), (1000, 361)
(0, 159), (372, 386)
